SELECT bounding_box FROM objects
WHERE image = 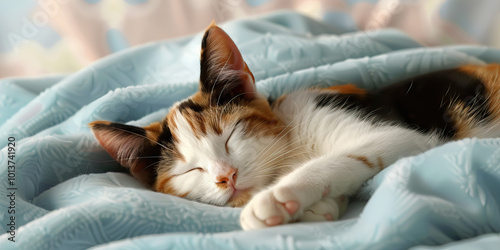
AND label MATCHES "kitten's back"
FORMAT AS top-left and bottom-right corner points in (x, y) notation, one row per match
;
(276, 64), (500, 140)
